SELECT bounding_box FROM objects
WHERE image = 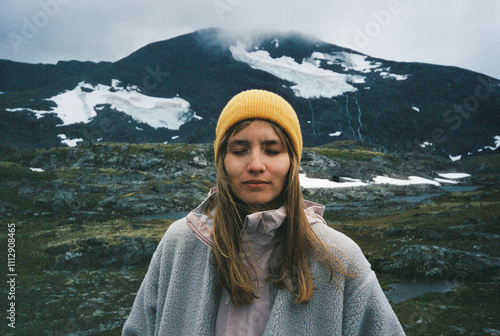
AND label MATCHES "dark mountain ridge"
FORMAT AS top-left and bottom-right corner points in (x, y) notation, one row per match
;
(1, 28), (499, 157)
